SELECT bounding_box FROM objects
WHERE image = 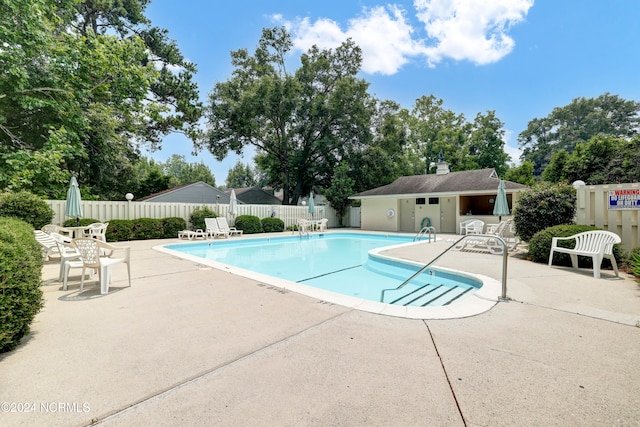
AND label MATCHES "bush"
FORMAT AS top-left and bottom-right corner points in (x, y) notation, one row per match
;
(528, 224), (623, 269)
(131, 218), (163, 240)
(63, 218), (100, 227)
(0, 191), (54, 229)
(162, 217), (187, 238)
(235, 215), (262, 234)
(513, 183), (576, 242)
(105, 220), (133, 242)
(190, 207), (217, 231)
(626, 247), (640, 278)
(261, 217), (285, 233)
(0, 218), (44, 353)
